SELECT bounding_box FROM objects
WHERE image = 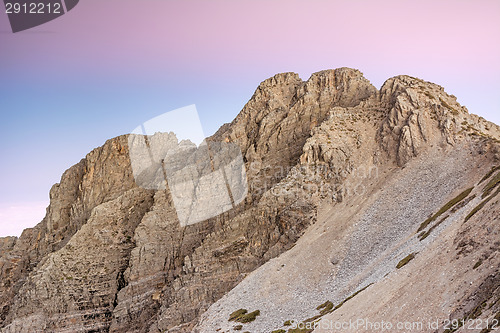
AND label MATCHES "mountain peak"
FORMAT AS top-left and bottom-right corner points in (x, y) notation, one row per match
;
(1, 69), (499, 332)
